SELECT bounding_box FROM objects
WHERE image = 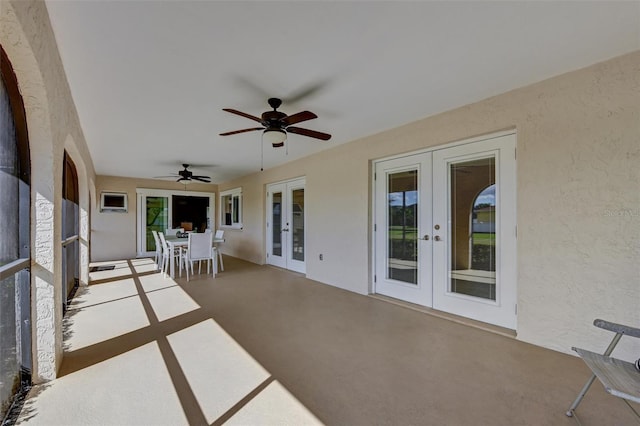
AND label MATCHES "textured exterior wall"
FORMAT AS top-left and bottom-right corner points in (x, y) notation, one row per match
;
(219, 52), (640, 358)
(1, 0), (96, 381)
(92, 175), (217, 262)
